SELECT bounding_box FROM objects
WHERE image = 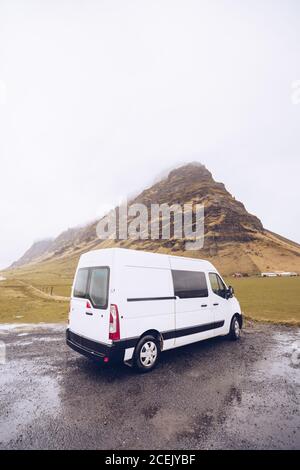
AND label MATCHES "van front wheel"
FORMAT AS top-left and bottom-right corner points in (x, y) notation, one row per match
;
(229, 315), (241, 341)
(133, 335), (160, 373)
